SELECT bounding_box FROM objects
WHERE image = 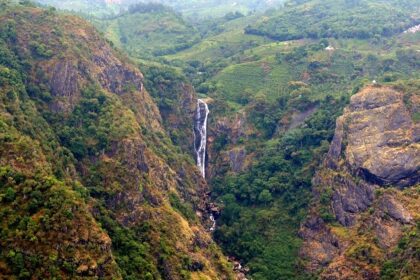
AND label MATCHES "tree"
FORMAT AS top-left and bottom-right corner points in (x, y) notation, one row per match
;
(5, 187), (16, 202)
(258, 190), (272, 205)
